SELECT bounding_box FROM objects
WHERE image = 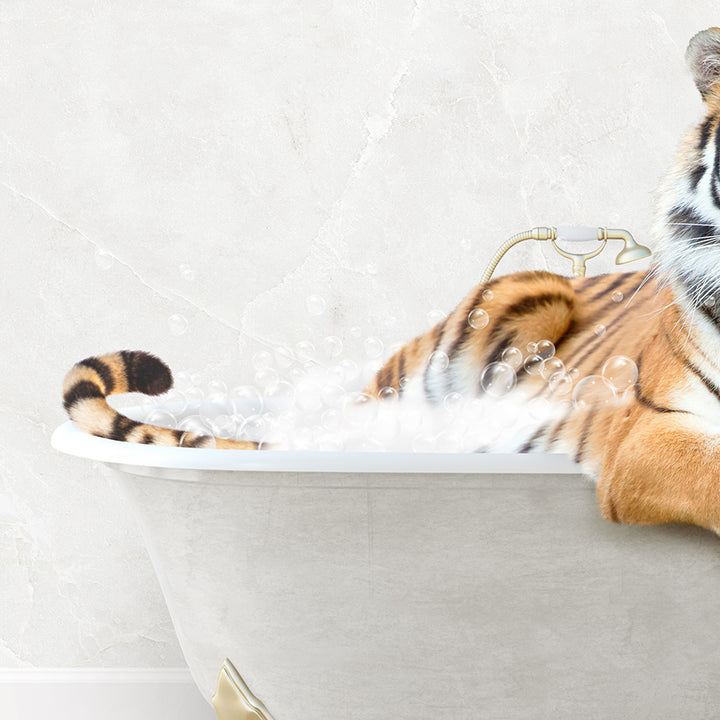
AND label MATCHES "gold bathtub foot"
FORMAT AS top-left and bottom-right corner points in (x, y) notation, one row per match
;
(212, 658), (276, 720)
